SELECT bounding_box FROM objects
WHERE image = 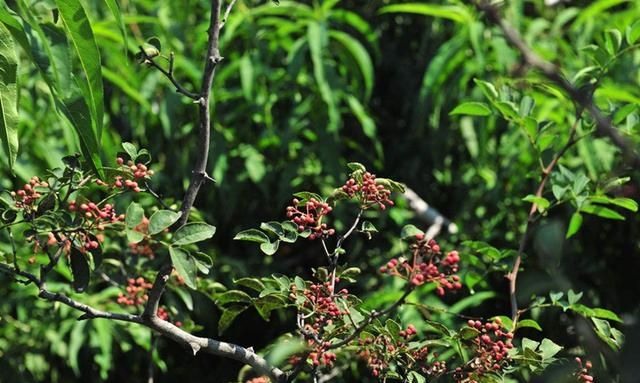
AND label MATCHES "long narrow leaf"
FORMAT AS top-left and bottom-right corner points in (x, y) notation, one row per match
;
(104, 0), (127, 55)
(54, 0), (104, 139)
(0, 23), (19, 171)
(329, 30), (374, 101)
(308, 22), (339, 132)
